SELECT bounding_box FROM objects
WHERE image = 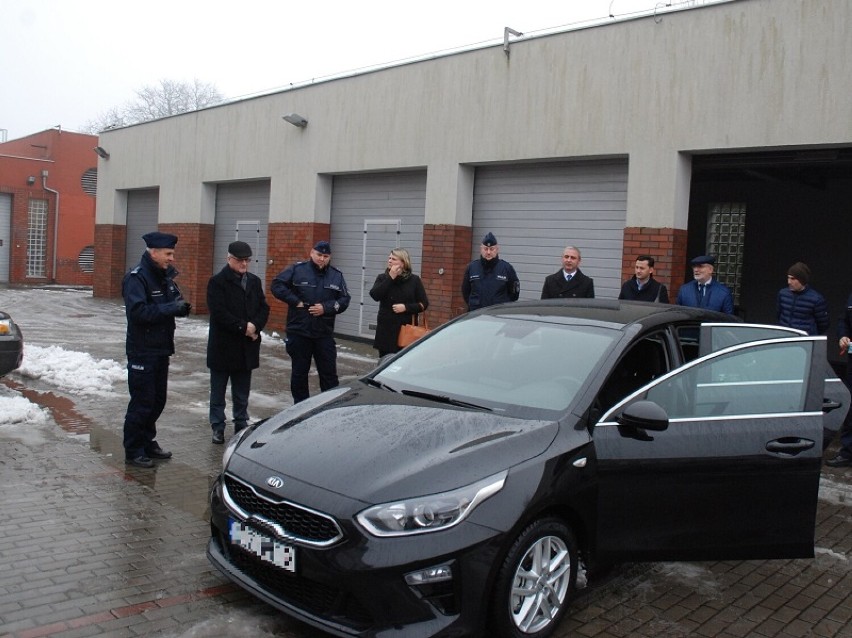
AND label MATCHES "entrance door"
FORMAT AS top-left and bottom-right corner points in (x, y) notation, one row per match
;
(594, 336), (826, 562)
(355, 219), (401, 338)
(0, 193), (10, 282)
